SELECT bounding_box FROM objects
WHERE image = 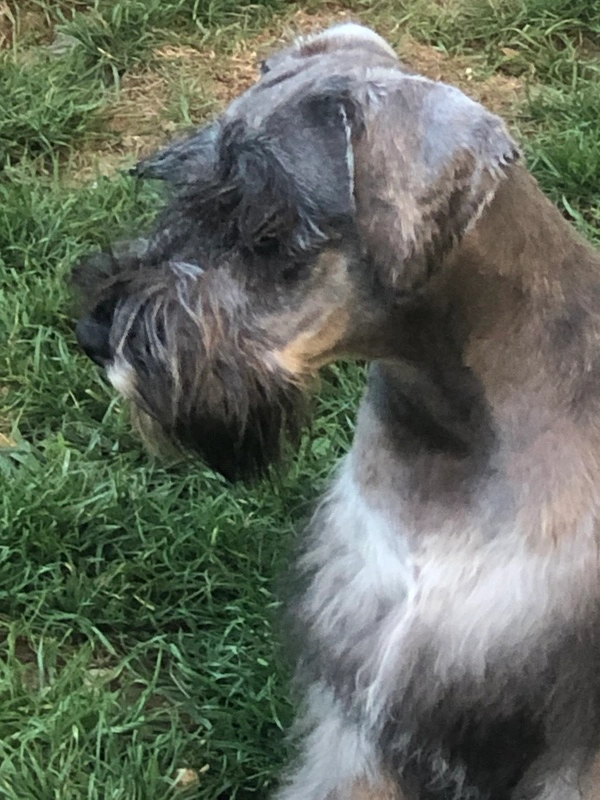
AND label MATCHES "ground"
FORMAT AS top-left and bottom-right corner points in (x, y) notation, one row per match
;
(0, 1), (599, 798)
